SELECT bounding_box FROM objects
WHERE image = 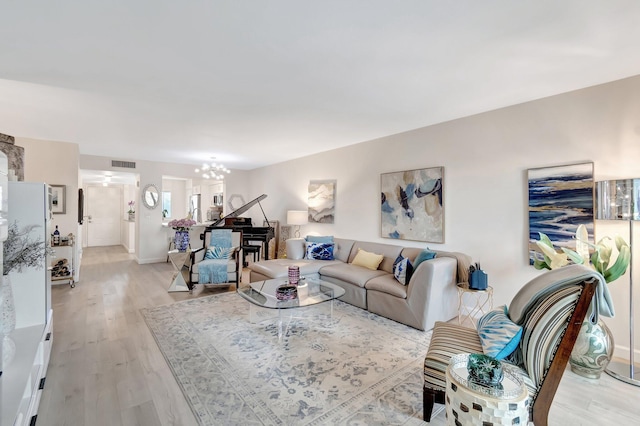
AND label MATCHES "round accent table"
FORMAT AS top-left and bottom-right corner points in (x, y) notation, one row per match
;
(456, 283), (493, 327)
(445, 353), (529, 426)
